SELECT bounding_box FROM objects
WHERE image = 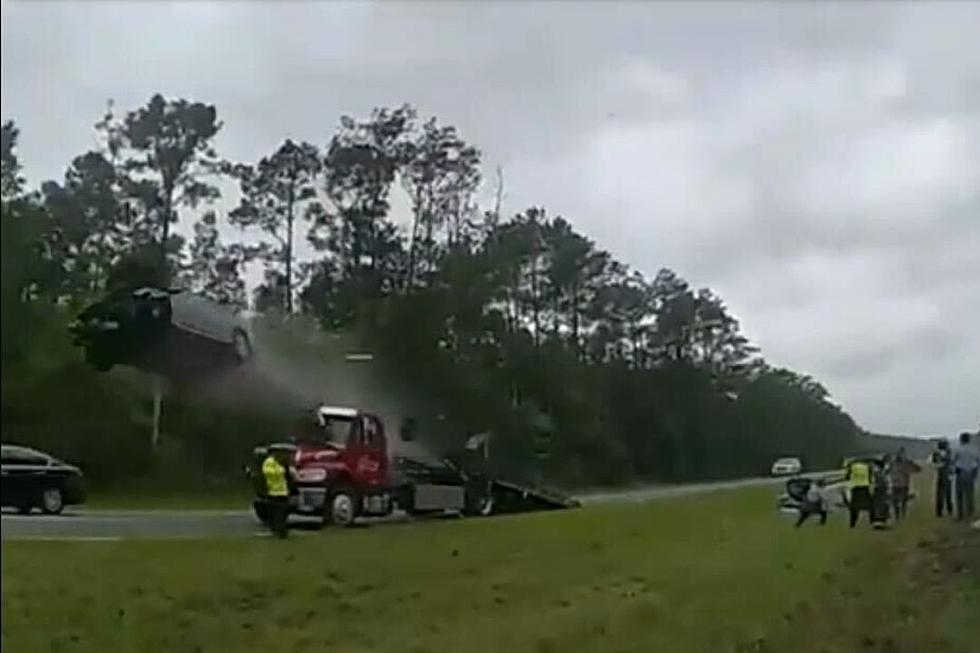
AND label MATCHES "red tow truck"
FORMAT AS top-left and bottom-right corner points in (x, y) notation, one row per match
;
(249, 405), (578, 528)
